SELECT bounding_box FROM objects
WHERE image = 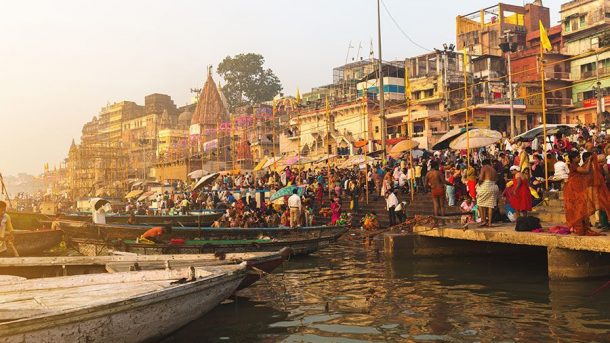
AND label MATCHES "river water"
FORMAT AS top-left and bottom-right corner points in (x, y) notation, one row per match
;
(163, 238), (610, 342)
